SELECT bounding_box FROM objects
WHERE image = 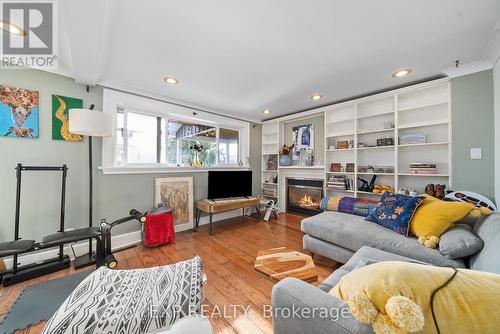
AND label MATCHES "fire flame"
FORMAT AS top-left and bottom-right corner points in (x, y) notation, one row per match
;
(298, 195), (317, 208)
